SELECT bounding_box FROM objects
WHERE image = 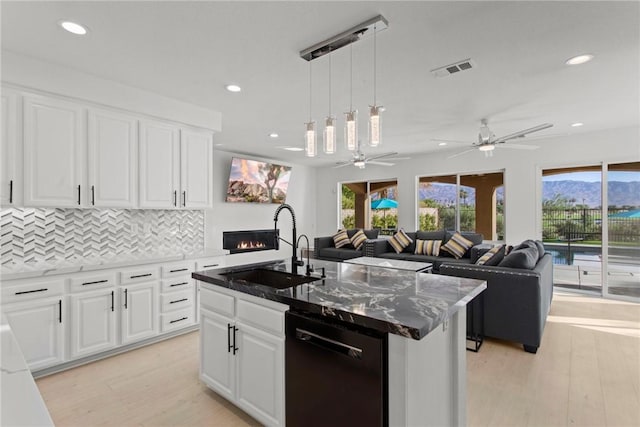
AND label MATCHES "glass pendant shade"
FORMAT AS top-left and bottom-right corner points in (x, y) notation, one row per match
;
(323, 116), (336, 154)
(305, 121), (317, 157)
(368, 105), (382, 147)
(344, 110), (358, 151)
